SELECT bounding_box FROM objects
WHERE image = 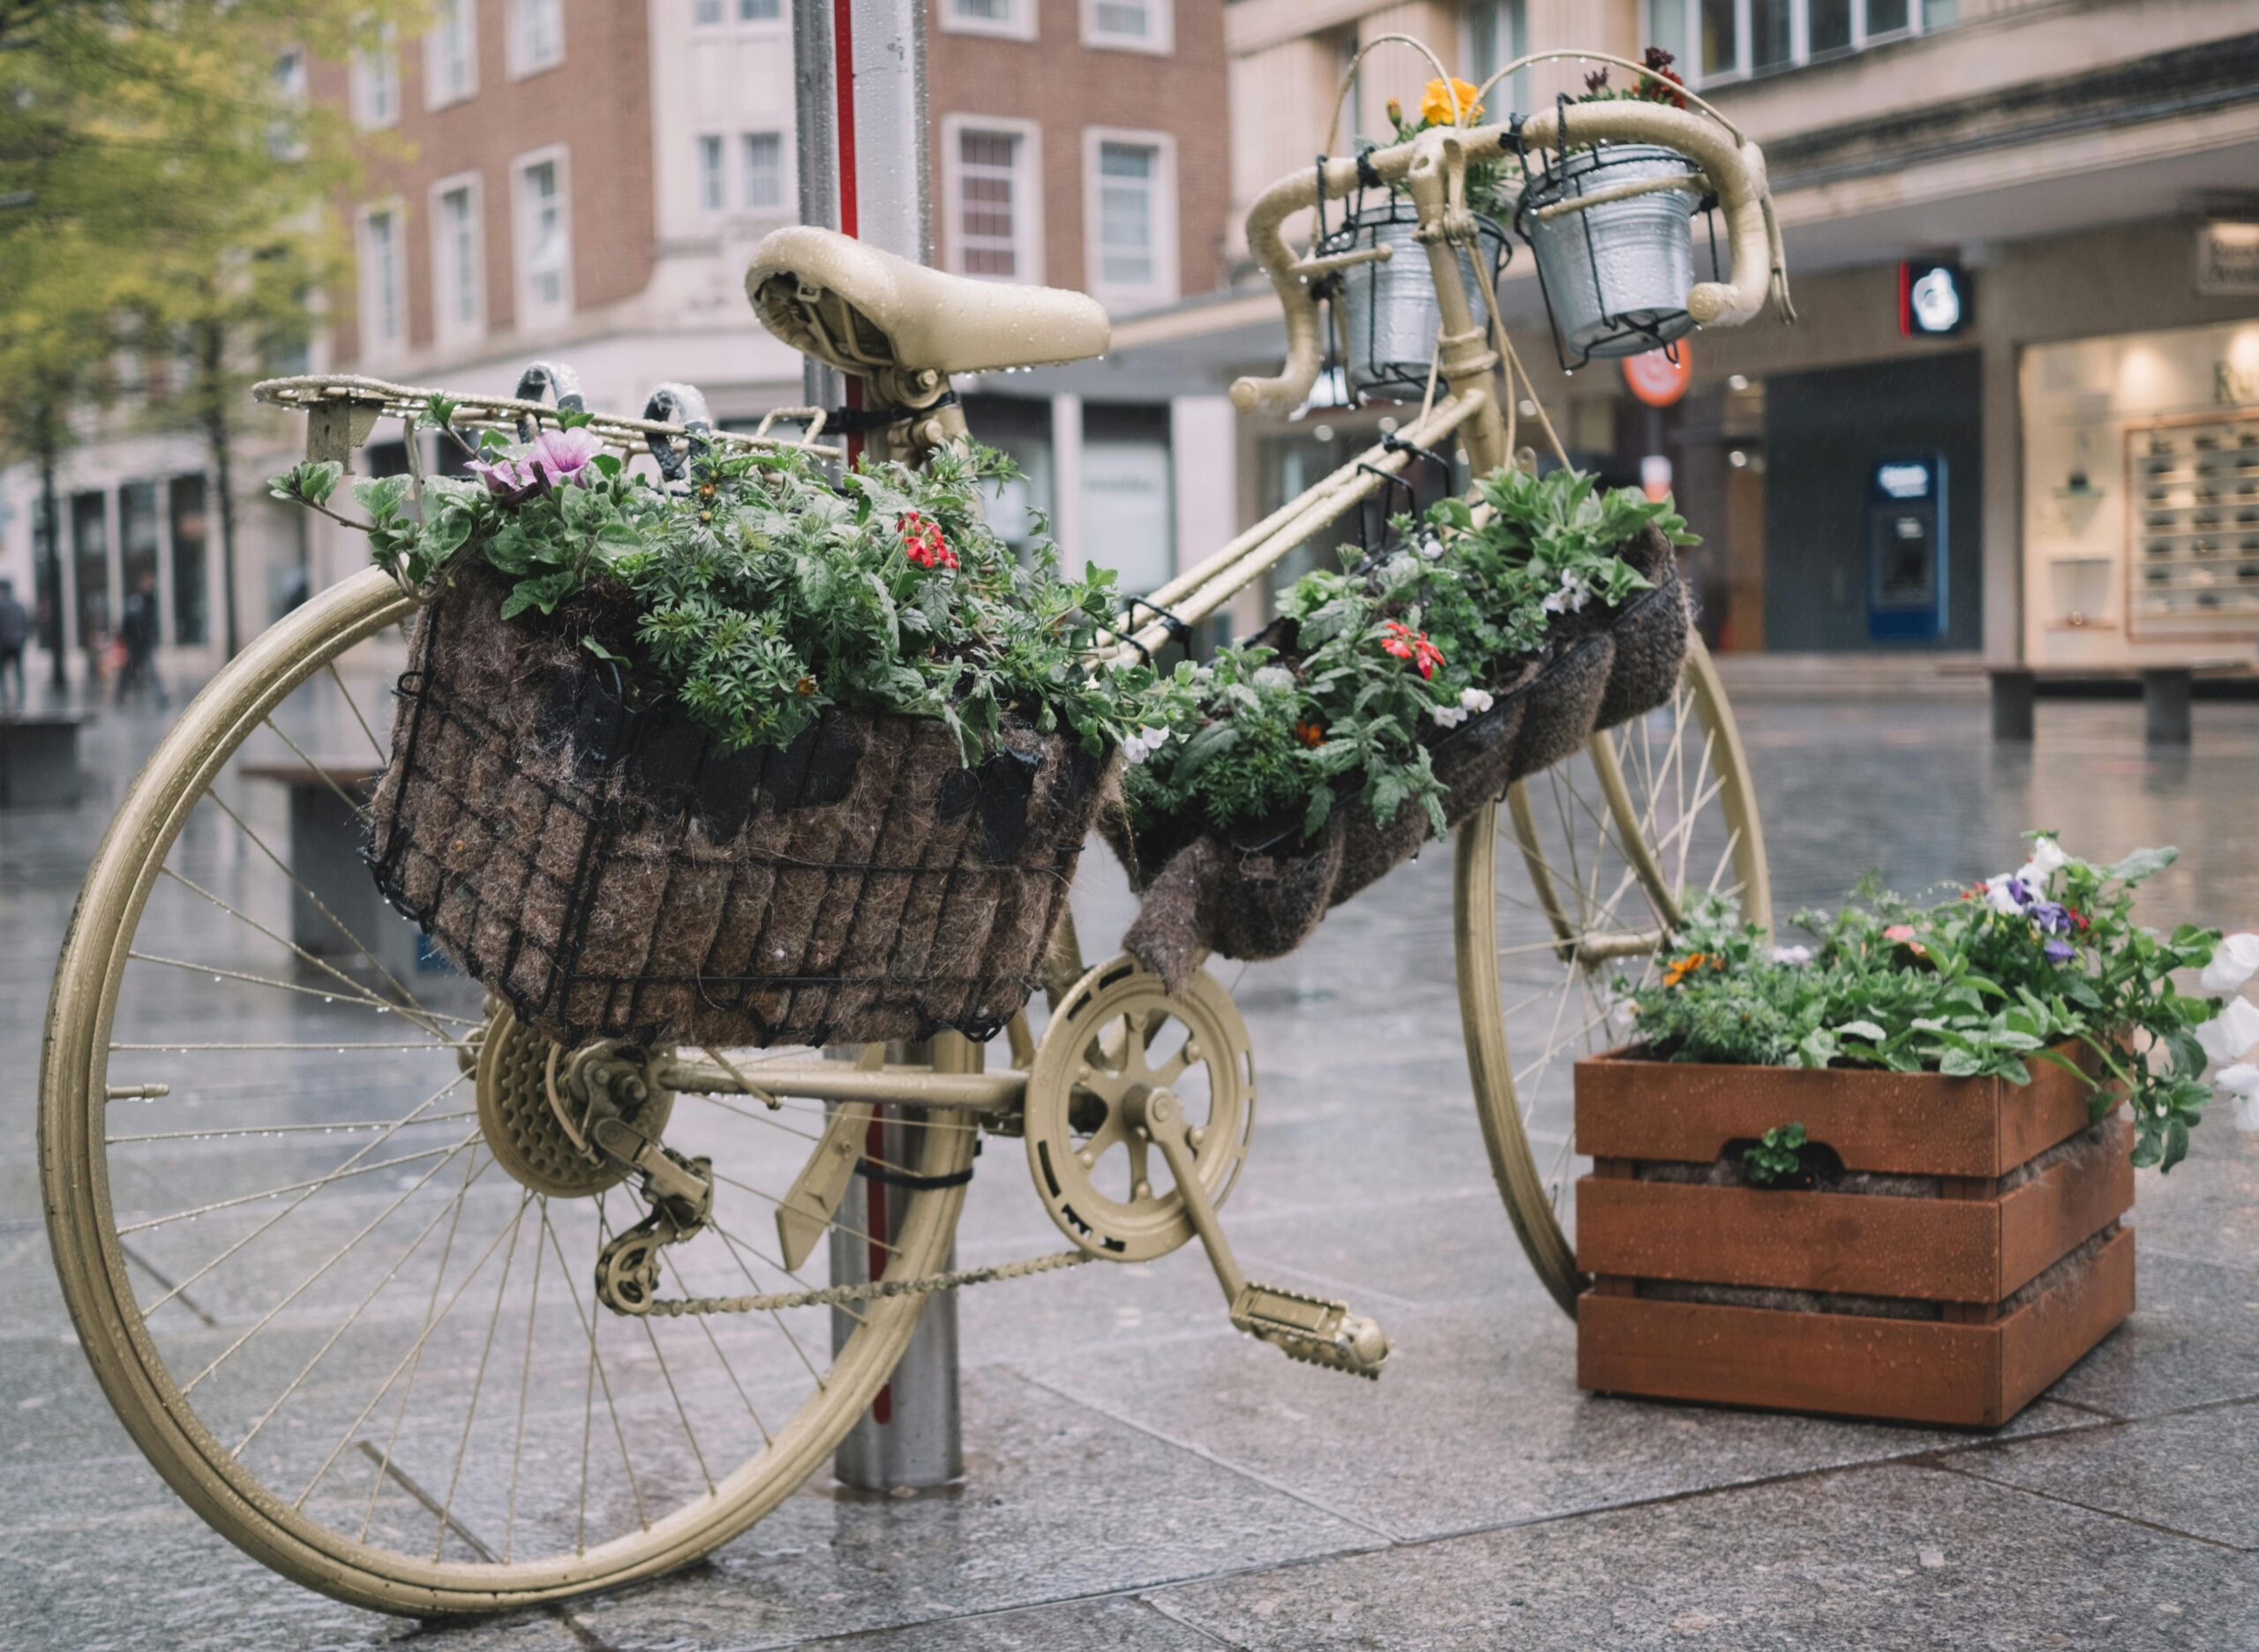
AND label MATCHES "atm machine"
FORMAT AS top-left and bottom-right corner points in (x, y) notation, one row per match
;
(1866, 452), (1948, 642)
